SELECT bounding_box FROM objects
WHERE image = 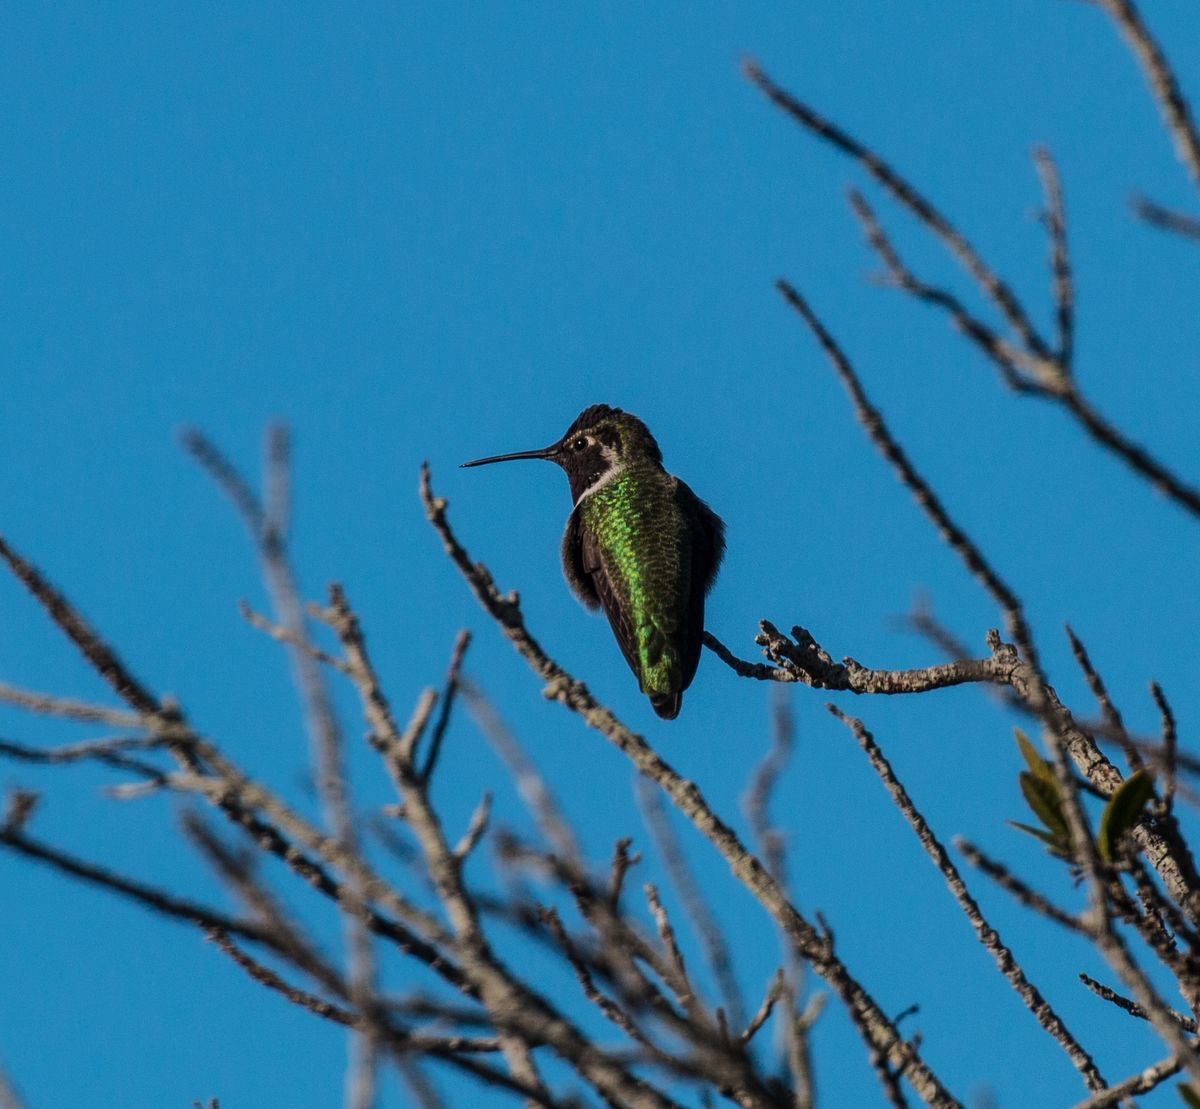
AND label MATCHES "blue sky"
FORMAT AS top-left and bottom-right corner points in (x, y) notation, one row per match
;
(2, 3), (1200, 1106)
